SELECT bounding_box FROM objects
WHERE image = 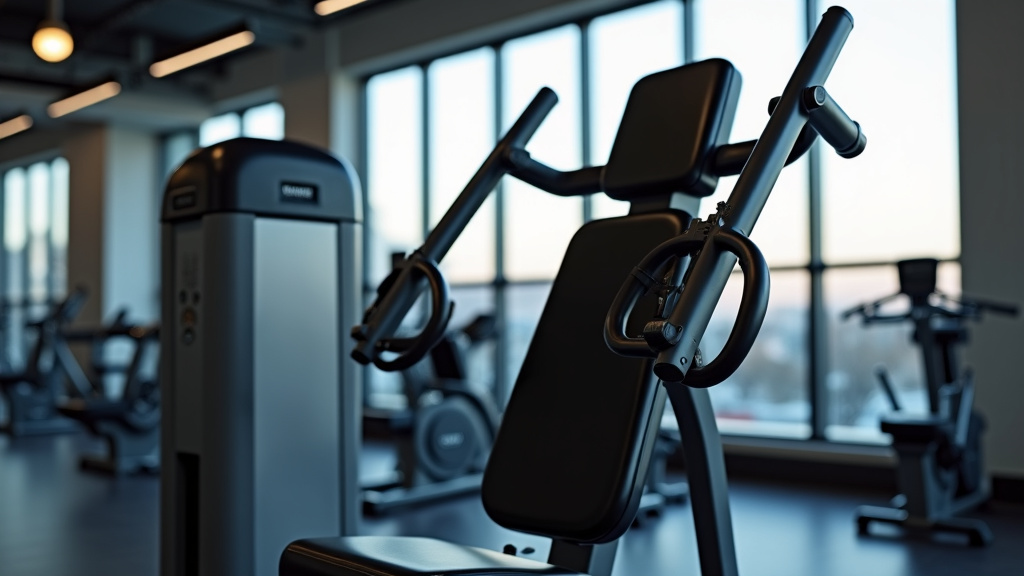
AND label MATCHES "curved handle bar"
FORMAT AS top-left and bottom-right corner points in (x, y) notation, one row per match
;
(604, 225), (770, 387)
(351, 253), (454, 371)
(372, 257), (454, 372)
(960, 297), (1019, 318)
(604, 235), (704, 358)
(840, 293), (902, 321)
(713, 123), (818, 177)
(677, 229), (770, 387)
(352, 88), (558, 370)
